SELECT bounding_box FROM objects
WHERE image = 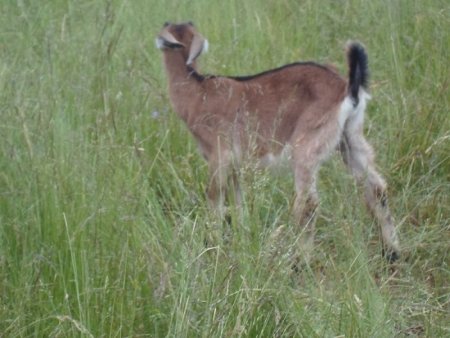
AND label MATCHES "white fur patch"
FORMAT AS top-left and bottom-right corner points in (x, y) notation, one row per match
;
(202, 39), (209, 53)
(338, 89), (372, 131)
(155, 37), (164, 49)
(338, 96), (354, 130)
